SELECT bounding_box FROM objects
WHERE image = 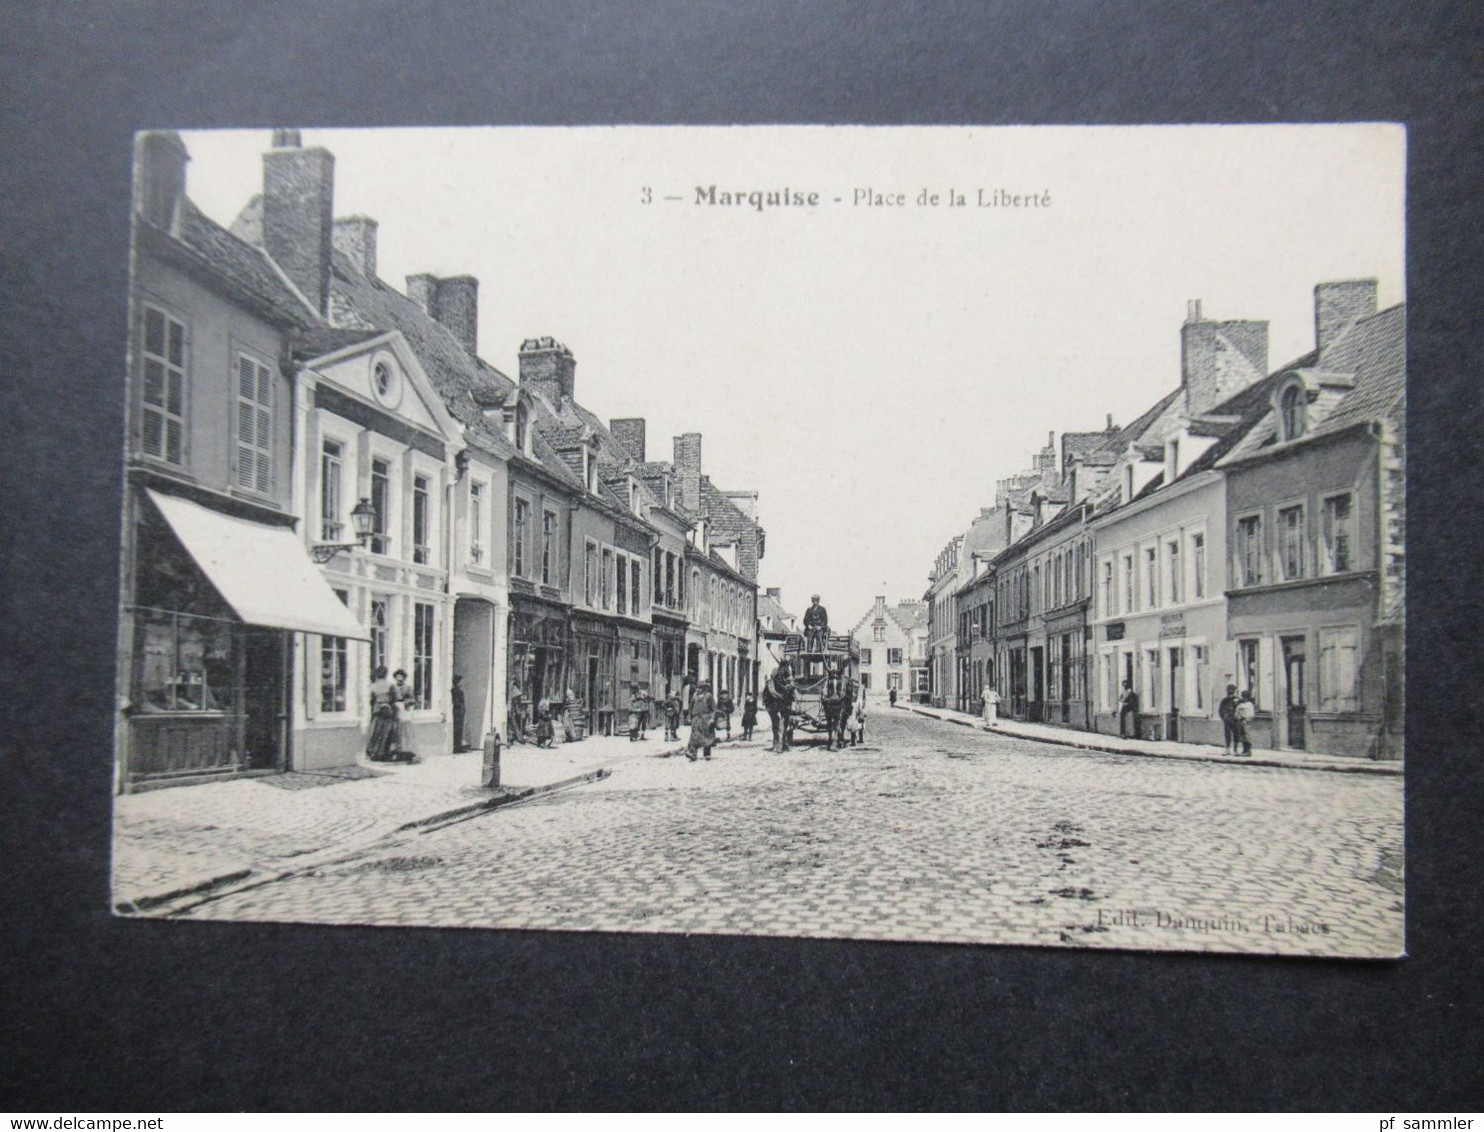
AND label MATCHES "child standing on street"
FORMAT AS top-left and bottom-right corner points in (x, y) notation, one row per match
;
(740, 693), (758, 740)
